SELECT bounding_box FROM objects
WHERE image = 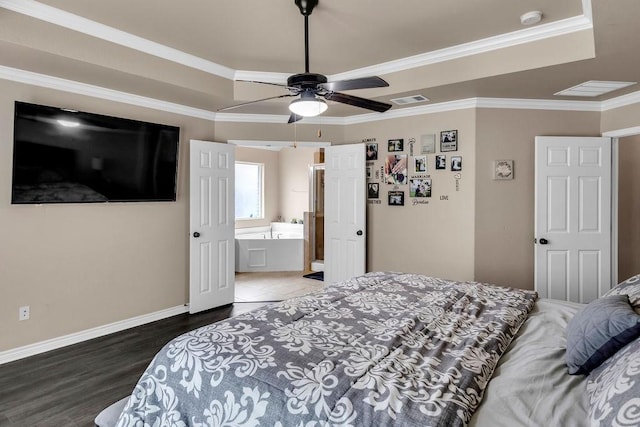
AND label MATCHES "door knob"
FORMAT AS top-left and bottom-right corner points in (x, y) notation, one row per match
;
(356, 230), (363, 236)
(539, 238), (548, 245)
(193, 232), (201, 238)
